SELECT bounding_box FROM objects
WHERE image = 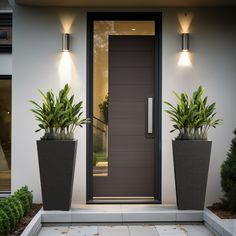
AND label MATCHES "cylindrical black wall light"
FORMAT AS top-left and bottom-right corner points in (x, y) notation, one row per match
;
(181, 33), (189, 52)
(62, 33), (70, 52)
